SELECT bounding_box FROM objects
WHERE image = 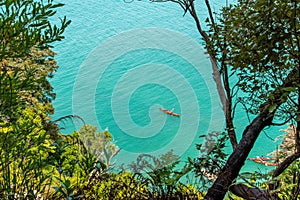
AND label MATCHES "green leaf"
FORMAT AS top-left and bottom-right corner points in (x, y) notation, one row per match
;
(269, 104), (277, 113)
(52, 186), (67, 197)
(282, 87), (296, 92)
(51, 3), (65, 9)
